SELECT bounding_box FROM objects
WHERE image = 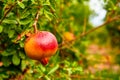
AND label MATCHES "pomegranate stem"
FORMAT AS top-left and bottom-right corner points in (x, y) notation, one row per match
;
(33, 11), (40, 33)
